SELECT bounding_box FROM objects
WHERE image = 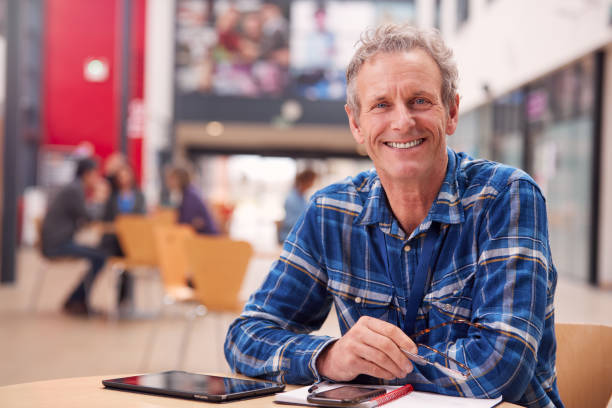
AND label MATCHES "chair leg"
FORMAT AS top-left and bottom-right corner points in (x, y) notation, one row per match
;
(108, 263), (125, 321)
(216, 313), (226, 372)
(177, 305), (207, 369)
(29, 260), (47, 313)
(149, 267), (160, 311)
(140, 296), (171, 372)
(82, 264), (98, 319)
